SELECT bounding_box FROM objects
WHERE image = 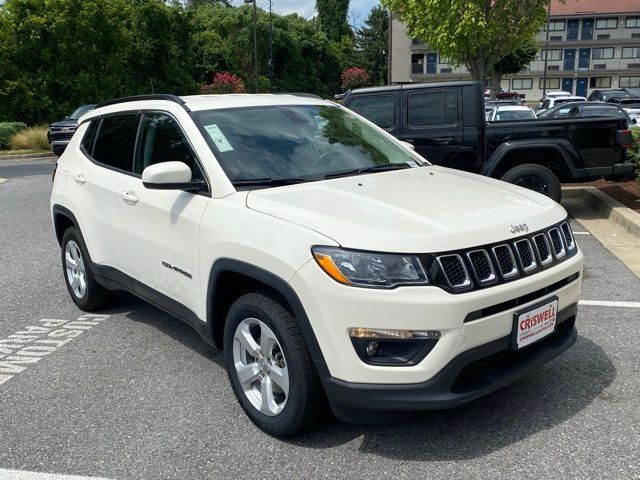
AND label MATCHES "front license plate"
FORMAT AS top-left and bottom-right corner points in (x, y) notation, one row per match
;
(513, 298), (558, 350)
